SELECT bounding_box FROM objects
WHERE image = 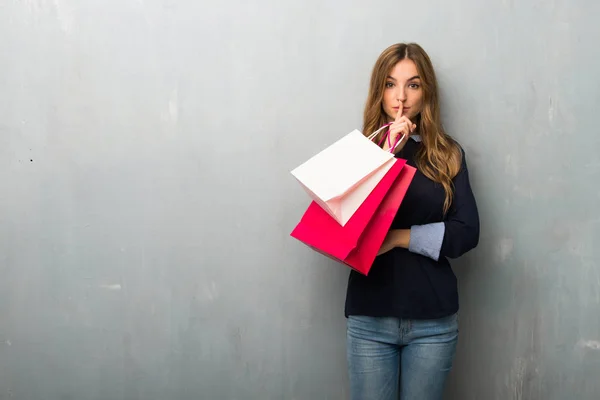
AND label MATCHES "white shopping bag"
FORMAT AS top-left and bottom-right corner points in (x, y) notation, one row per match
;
(291, 123), (404, 226)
